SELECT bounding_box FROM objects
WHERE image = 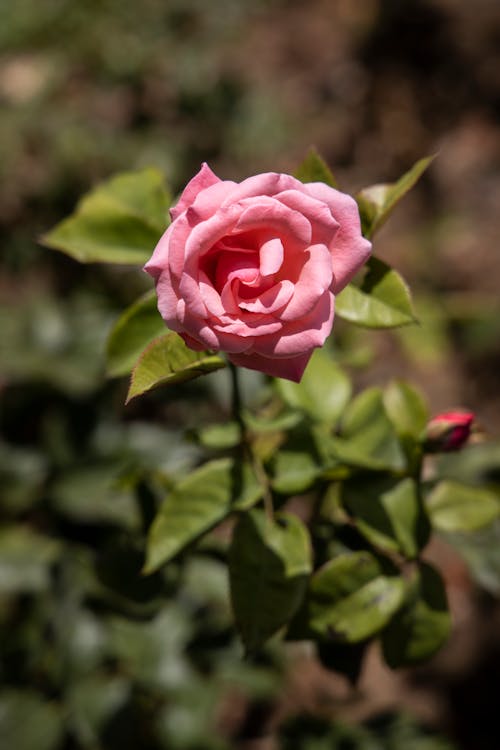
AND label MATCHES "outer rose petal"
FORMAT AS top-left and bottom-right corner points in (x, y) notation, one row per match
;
(169, 163), (221, 221)
(254, 291), (334, 357)
(228, 350), (313, 382)
(301, 181), (371, 292)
